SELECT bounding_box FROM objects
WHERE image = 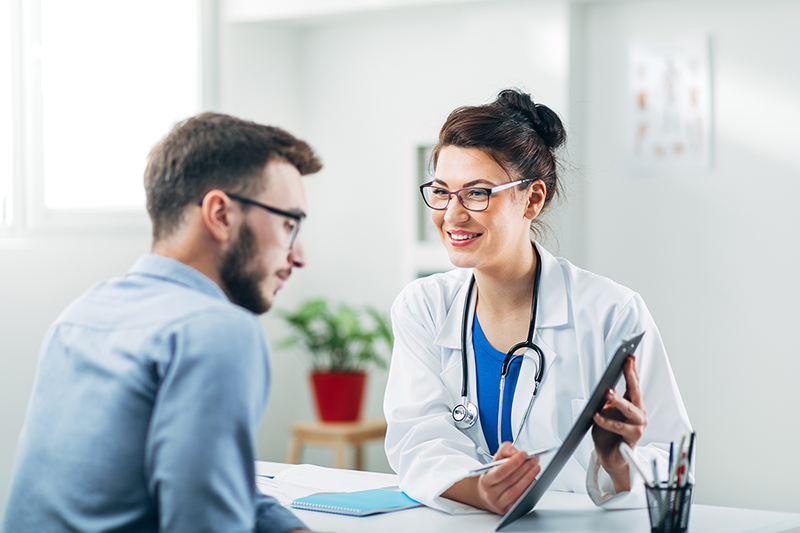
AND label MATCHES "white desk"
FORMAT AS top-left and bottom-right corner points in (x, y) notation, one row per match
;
(257, 462), (800, 533)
